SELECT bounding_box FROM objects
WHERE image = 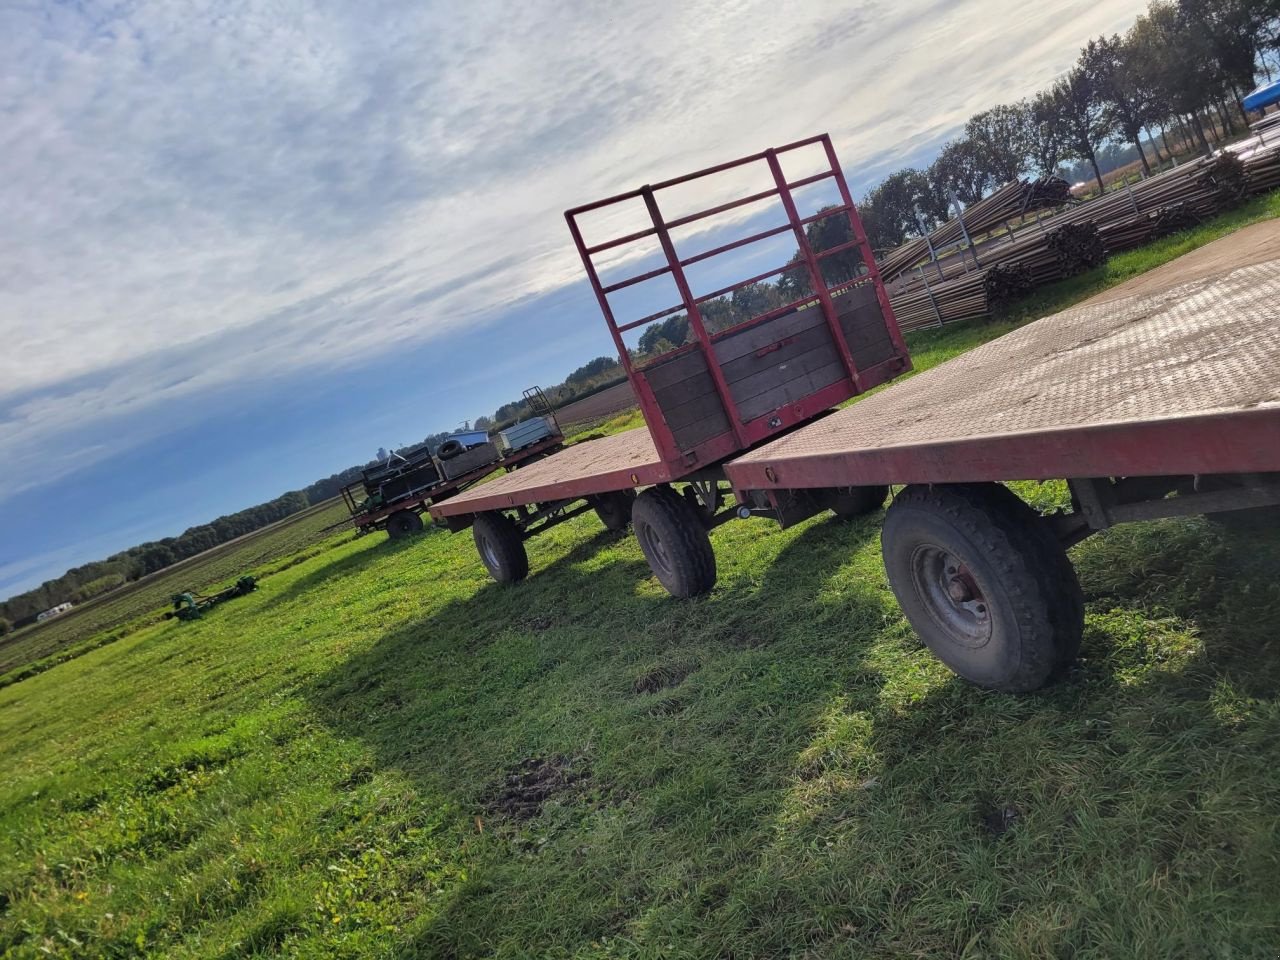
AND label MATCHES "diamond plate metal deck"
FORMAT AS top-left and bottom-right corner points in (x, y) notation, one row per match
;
(726, 260), (1280, 490)
(430, 427), (671, 518)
